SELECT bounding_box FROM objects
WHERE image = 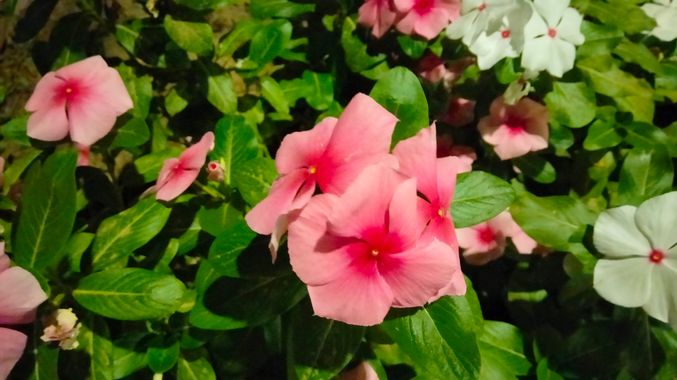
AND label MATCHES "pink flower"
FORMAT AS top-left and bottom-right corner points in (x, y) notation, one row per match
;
(340, 362), (379, 380)
(0, 242), (48, 379)
(478, 96), (549, 160)
(394, 0), (461, 40)
(393, 124), (466, 297)
(76, 144), (90, 167)
(155, 132), (215, 201)
(442, 97), (476, 127)
(436, 135), (475, 173)
(245, 93), (397, 238)
(418, 54), (449, 84)
(359, 0), (399, 38)
(25, 56), (133, 146)
(457, 211), (537, 265)
(287, 165), (457, 326)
